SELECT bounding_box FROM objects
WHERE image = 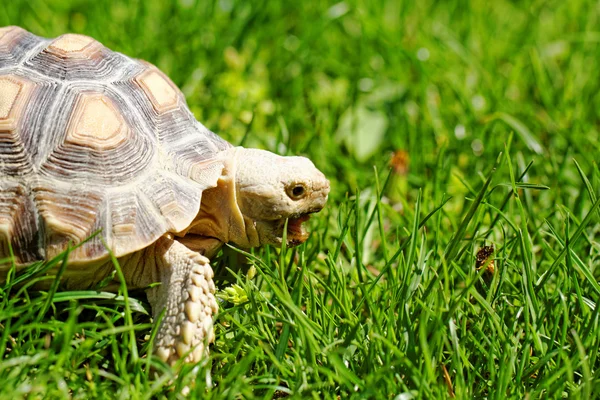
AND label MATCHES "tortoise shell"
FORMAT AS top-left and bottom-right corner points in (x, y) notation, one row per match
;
(0, 26), (232, 265)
